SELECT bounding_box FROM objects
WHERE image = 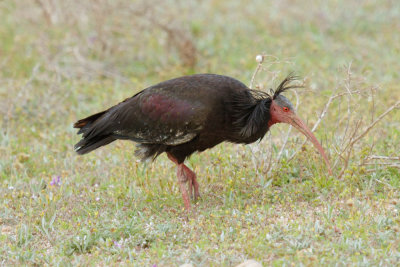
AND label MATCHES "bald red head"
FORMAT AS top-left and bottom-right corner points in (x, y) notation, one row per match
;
(269, 97), (332, 175)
